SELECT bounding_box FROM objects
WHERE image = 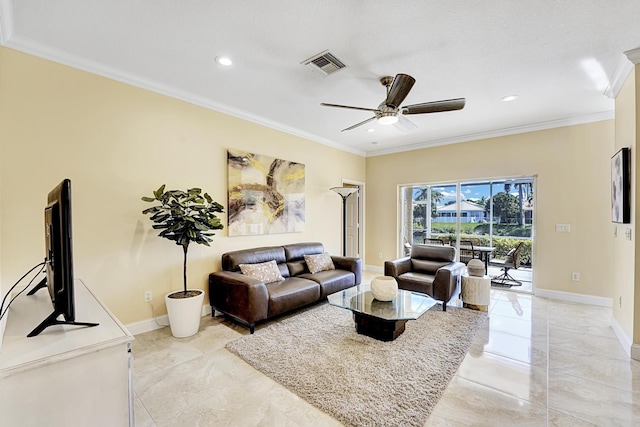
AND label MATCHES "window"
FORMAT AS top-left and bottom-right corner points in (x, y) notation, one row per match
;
(400, 177), (534, 291)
